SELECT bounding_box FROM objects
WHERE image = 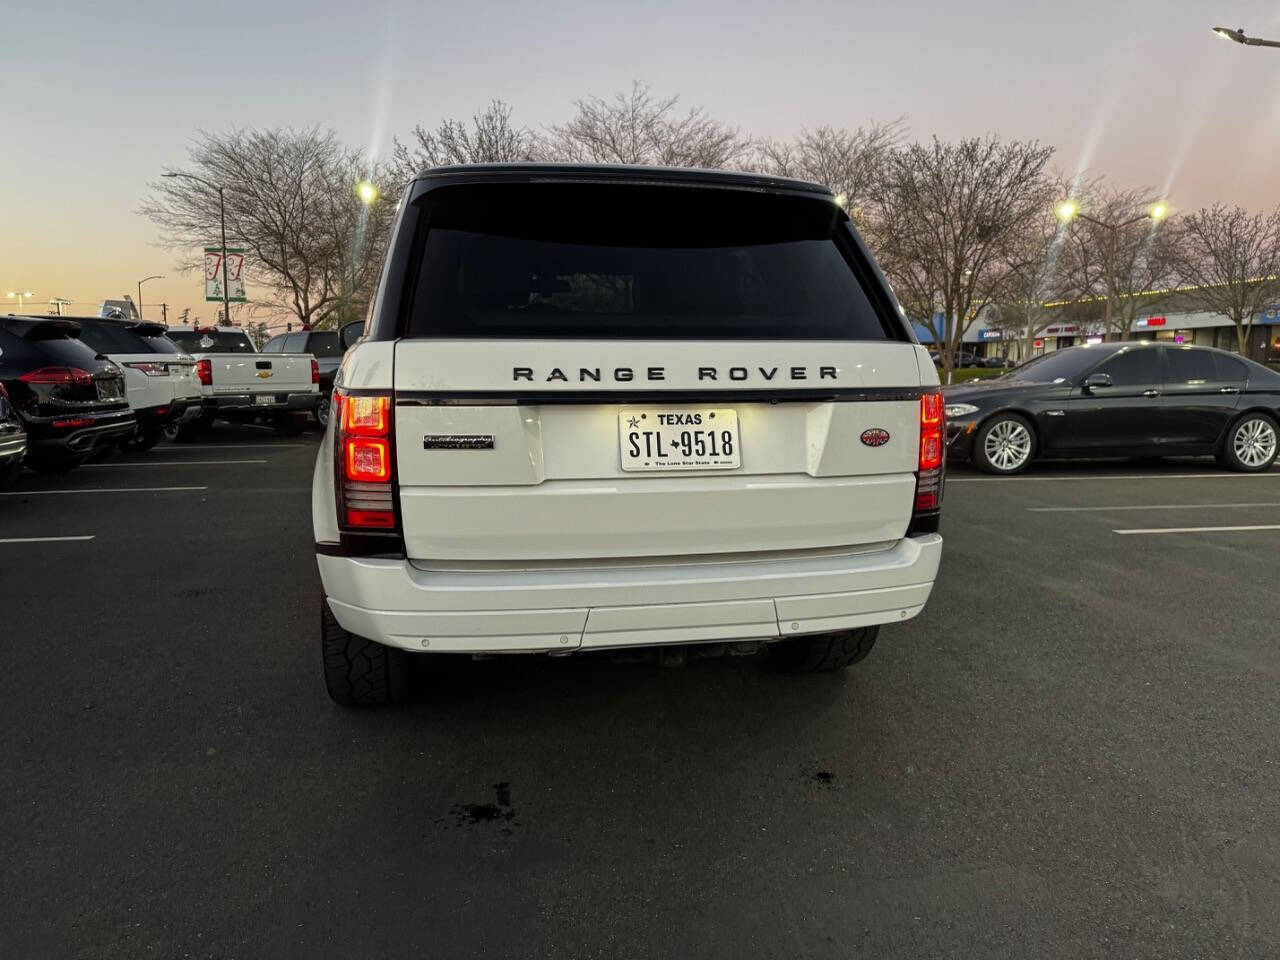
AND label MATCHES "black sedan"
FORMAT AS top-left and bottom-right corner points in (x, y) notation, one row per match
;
(0, 315), (135, 473)
(943, 342), (1280, 474)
